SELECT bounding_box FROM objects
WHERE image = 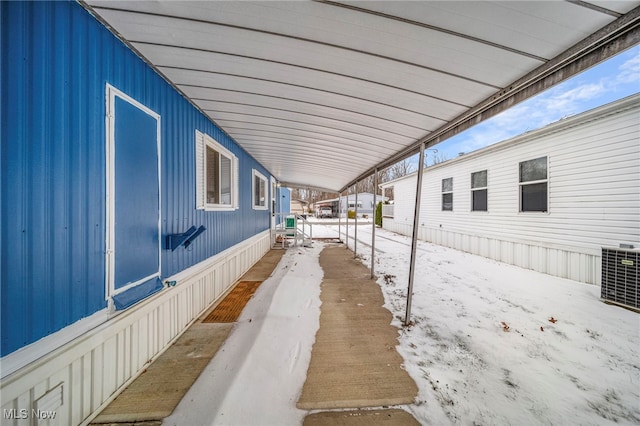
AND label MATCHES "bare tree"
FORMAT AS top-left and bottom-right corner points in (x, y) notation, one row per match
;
(428, 150), (449, 165)
(355, 169), (388, 194)
(388, 158), (415, 180)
